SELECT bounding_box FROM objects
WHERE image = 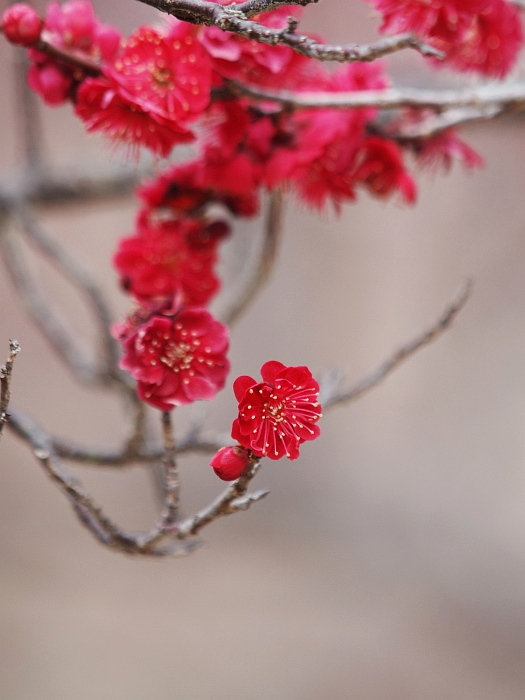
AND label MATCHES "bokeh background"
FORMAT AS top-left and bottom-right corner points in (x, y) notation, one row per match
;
(1, 1), (525, 698)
